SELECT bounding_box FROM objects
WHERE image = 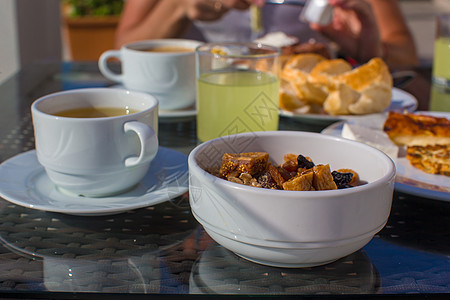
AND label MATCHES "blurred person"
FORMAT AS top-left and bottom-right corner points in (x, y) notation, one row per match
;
(115, 0), (418, 67)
